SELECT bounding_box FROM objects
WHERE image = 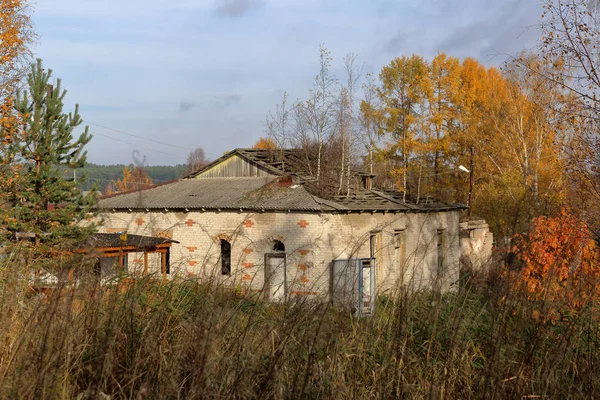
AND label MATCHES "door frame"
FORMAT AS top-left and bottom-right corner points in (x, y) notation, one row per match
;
(264, 253), (287, 301)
